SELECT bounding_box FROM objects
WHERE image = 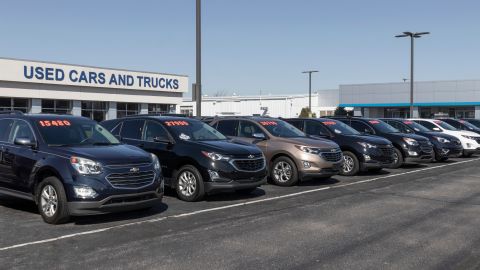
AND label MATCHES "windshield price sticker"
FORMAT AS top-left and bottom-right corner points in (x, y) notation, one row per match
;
(323, 121), (337, 126)
(39, 120), (71, 127)
(164, 121), (189, 126)
(259, 121), (278, 126)
(403, 121), (413, 124)
(433, 120), (442, 124)
(368, 120), (380, 124)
